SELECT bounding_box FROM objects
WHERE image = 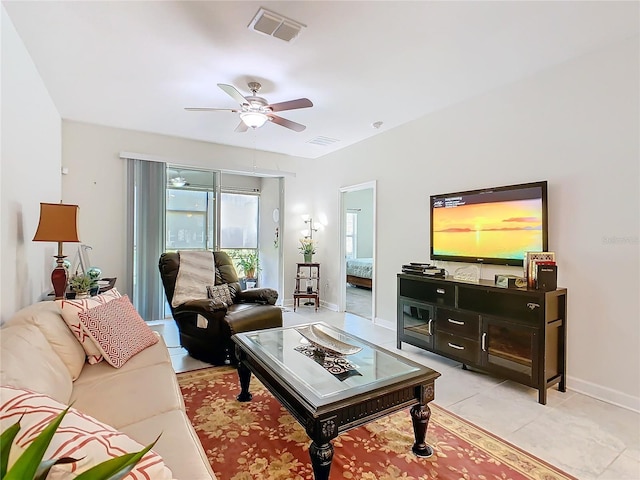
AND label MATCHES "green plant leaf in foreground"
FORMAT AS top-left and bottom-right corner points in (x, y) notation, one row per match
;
(3, 406), (71, 480)
(73, 435), (160, 480)
(0, 418), (22, 478)
(34, 457), (81, 480)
